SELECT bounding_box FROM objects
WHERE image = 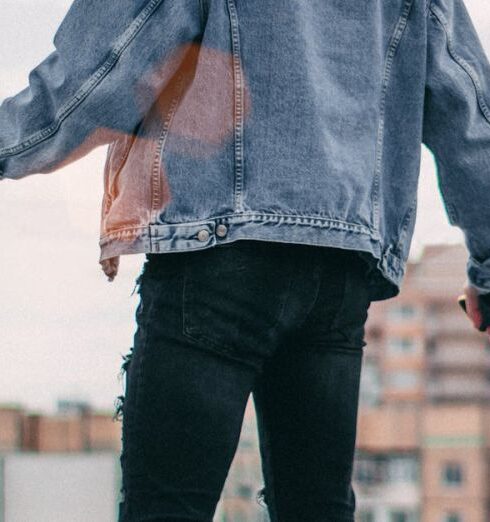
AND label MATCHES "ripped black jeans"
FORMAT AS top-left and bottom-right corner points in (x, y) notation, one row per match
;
(114, 240), (372, 522)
